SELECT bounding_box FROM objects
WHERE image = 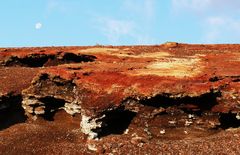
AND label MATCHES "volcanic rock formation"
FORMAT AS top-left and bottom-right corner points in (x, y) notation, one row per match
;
(0, 43), (240, 154)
